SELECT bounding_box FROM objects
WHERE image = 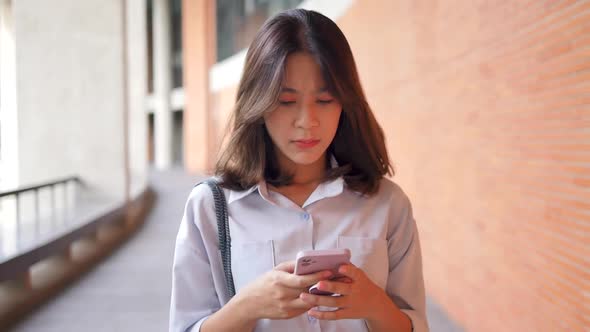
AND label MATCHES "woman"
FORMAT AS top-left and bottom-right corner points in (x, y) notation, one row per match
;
(170, 9), (428, 332)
